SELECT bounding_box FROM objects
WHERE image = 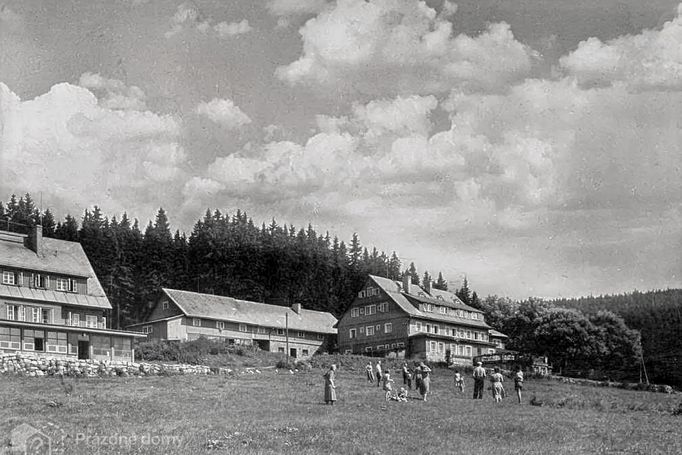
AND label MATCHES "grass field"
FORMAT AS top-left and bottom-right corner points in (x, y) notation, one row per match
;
(1, 367), (680, 454)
